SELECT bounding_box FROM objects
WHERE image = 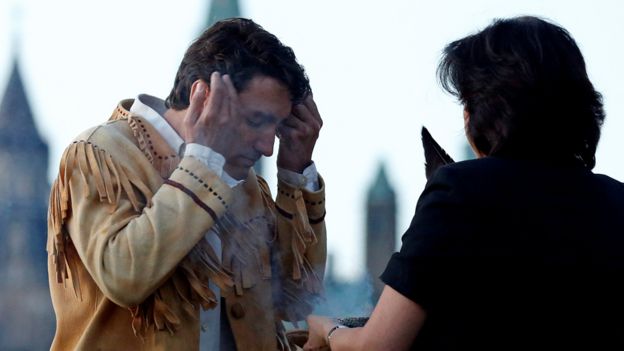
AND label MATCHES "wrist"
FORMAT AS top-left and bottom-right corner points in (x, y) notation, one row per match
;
(326, 323), (347, 345)
(277, 159), (312, 174)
